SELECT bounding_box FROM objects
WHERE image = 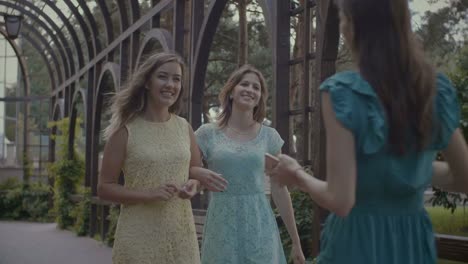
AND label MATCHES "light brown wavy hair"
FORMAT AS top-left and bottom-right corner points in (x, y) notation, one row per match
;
(217, 65), (268, 128)
(337, 0), (436, 154)
(103, 52), (185, 140)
